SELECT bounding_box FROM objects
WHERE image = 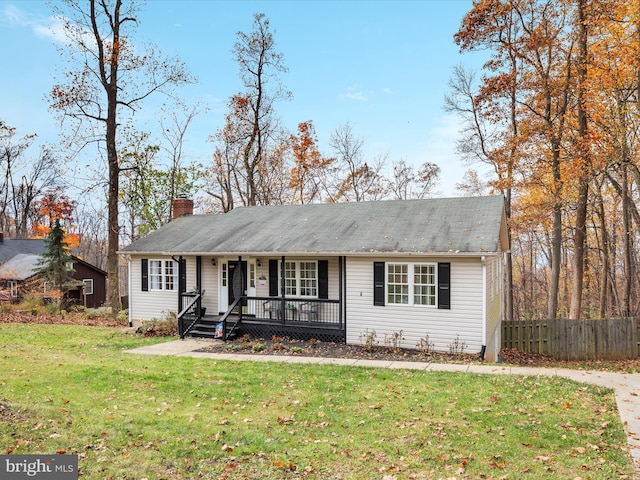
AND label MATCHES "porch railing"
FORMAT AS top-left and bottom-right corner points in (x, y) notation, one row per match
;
(243, 297), (341, 327)
(178, 292), (203, 338)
